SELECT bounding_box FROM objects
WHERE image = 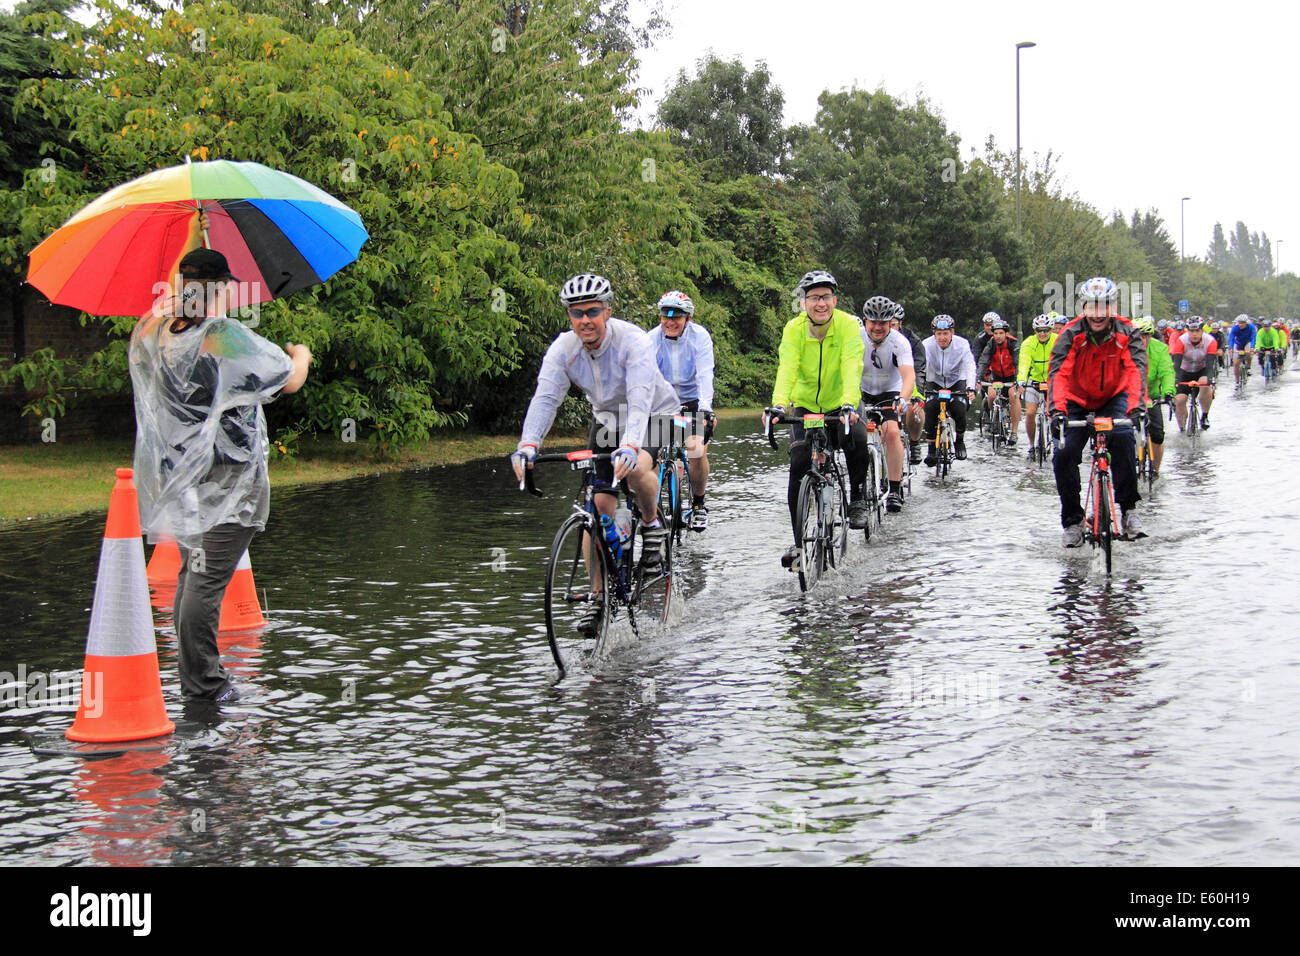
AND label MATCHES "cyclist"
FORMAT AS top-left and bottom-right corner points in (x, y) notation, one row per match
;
(1049, 276), (1148, 546)
(1017, 313), (1057, 456)
(647, 289), (715, 530)
(1273, 320), (1288, 371)
(1155, 317), (1168, 344)
(770, 270), (869, 569)
(1255, 318), (1282, 377)
(859, 295), (916, 512)
(1170, 317), (1219, 430)
(976, 316), (1022, 445)
(1210, 319), (1229, 359)
(890, 303), (927, 465)
(1055, 312), (1071, 331)
(921, 314), (977, 465)
(511, 274), (679, 620)
(1228, 313), (1256, 381)
(1135, 316), (1174, 478)
(970, 310), (1015, 369)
